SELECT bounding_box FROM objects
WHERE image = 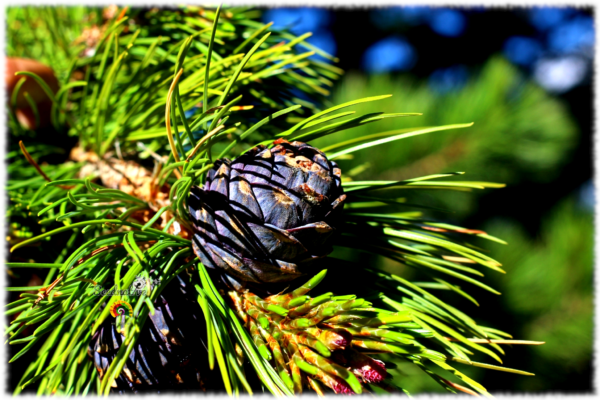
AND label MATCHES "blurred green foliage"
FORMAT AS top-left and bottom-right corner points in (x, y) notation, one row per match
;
(7, 7), (100, 81)
(483, 198), (593, 391)
(317, 57), (578, 217)
(326, 57), (592, 392)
